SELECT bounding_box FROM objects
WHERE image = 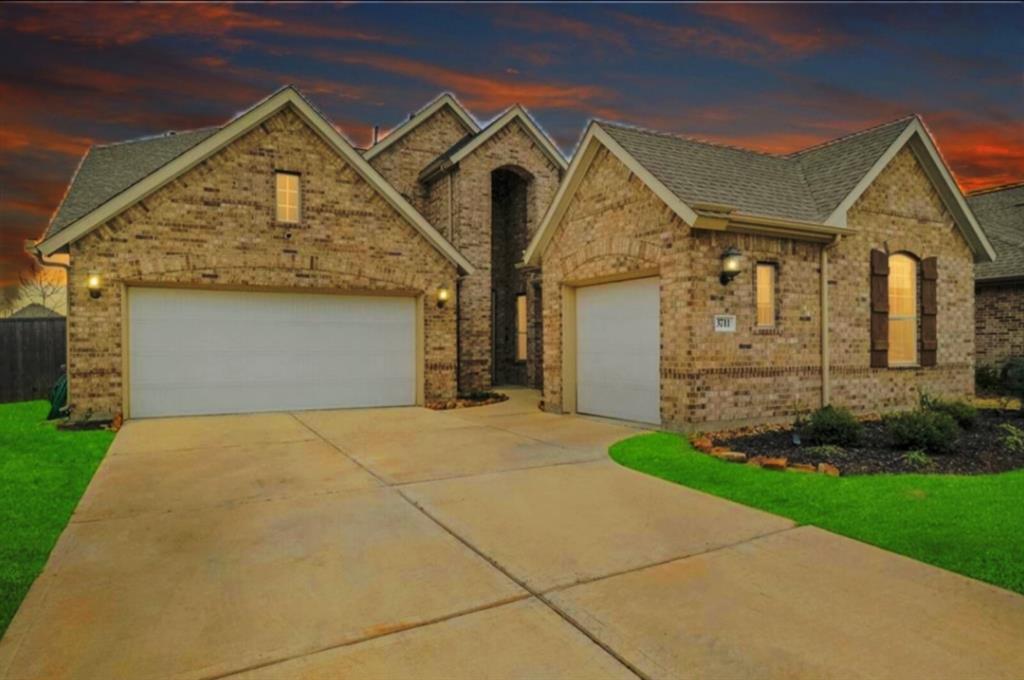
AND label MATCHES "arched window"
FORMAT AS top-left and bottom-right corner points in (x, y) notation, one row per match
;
(888, 253), (917, 365)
